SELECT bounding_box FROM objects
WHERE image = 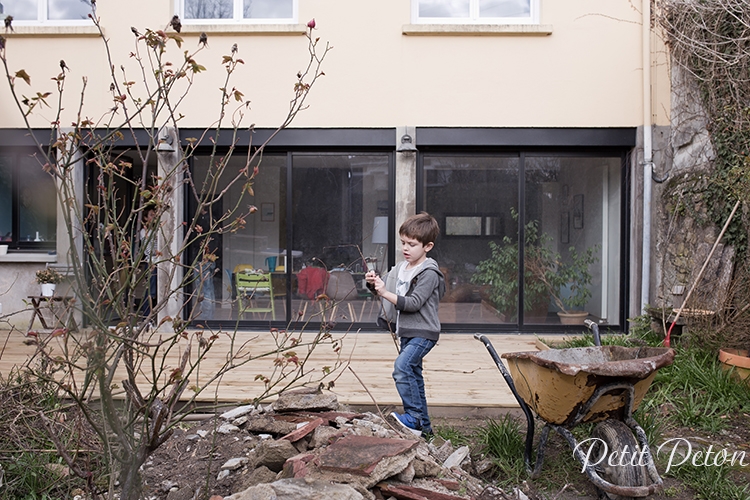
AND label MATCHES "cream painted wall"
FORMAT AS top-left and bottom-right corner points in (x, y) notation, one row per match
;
(0, 0), (669, 130)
